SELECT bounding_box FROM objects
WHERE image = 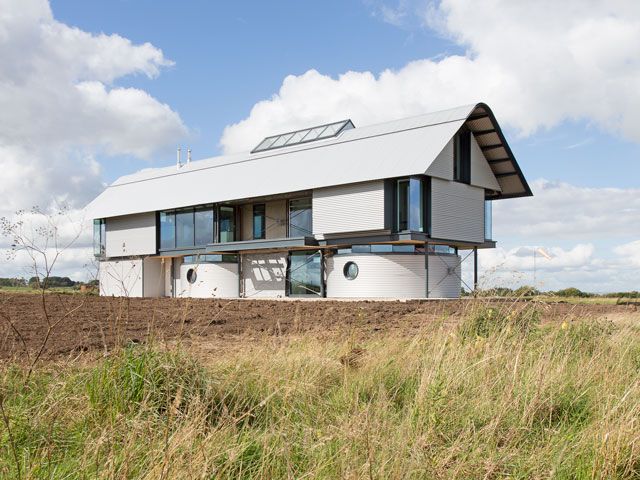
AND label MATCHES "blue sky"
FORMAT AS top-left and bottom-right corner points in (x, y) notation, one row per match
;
(1, 0), (639, 291)
(50, 0), (640, 188)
